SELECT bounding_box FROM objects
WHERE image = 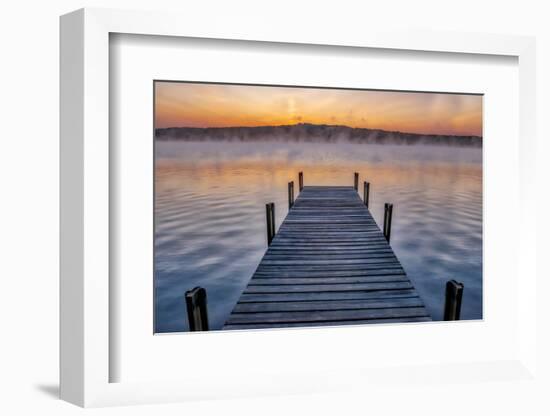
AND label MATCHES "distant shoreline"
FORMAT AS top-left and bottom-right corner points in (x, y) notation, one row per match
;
(155, 123), (482, 147)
